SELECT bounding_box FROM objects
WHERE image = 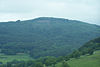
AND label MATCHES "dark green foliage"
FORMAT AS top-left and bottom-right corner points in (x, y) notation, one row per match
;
(88, 50), (94, 55)
(70, 50), (81, 58)
(0, 17), (100, 58)
(43, 56), (57, 66)
(0, 58), (70, 67)
(62, 61), (70, 67)
(1, 36), (100, 67)
(78, 37), (100, 55)
(0, 62), (3, 64)
(30, 62), (43, 67)
(56, 56), (70, 62)
(16, 20), (21, 22)
(70, 37), (100, 58)
(1, 49), (16, 55)
(0, 64), (6, 67)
